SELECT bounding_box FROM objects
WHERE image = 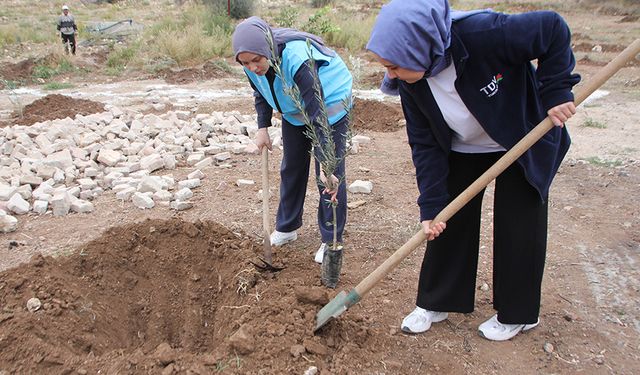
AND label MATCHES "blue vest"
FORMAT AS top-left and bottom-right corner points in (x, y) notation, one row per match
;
(245, 40), (352, 126)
